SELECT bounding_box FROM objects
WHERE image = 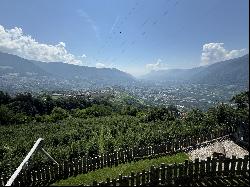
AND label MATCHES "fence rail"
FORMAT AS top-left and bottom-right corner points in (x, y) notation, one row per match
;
(0, 126), (237, 186)
(92, 155), (249, 186)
